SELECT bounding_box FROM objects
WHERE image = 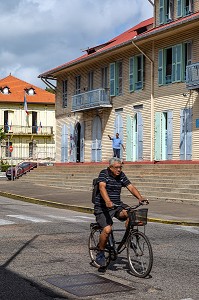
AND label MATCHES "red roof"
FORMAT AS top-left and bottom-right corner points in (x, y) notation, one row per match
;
(0, 74), (55, 104)
(39, 12), (199, 79)
(39, 18), (154, 77)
